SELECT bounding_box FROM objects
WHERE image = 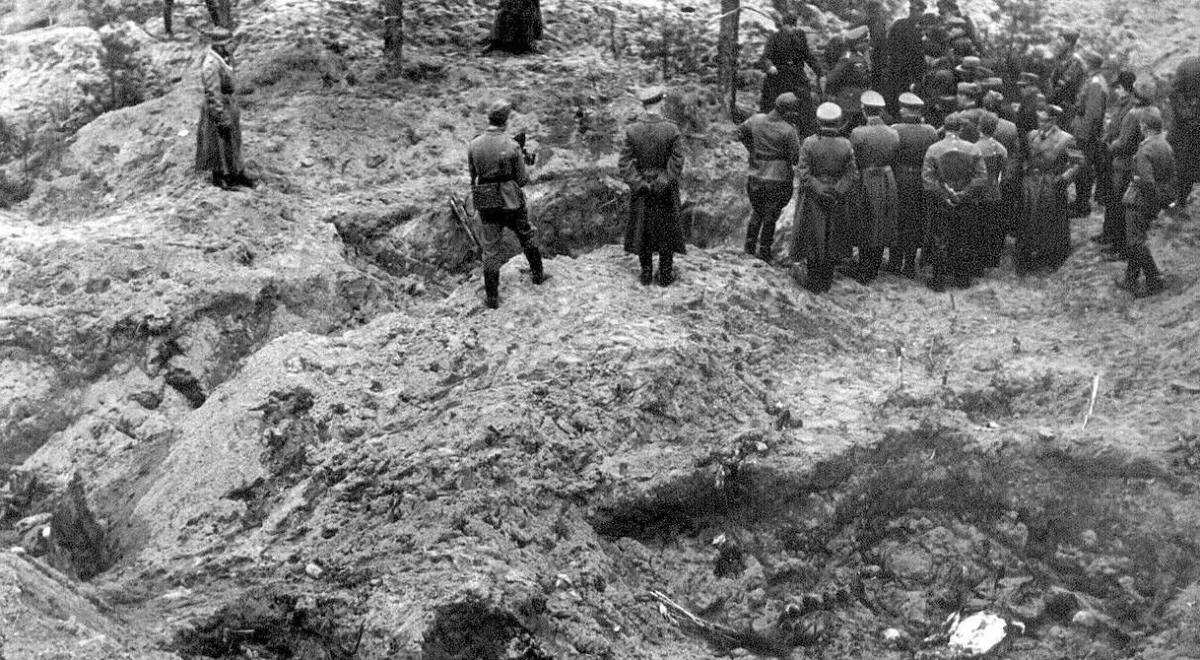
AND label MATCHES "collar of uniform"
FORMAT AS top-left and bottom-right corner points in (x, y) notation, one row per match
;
(817, 127), (841, 137)
(641, 111), (665, 122)
(866, 116), (886, 126)
(484, 126), (506, 134)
